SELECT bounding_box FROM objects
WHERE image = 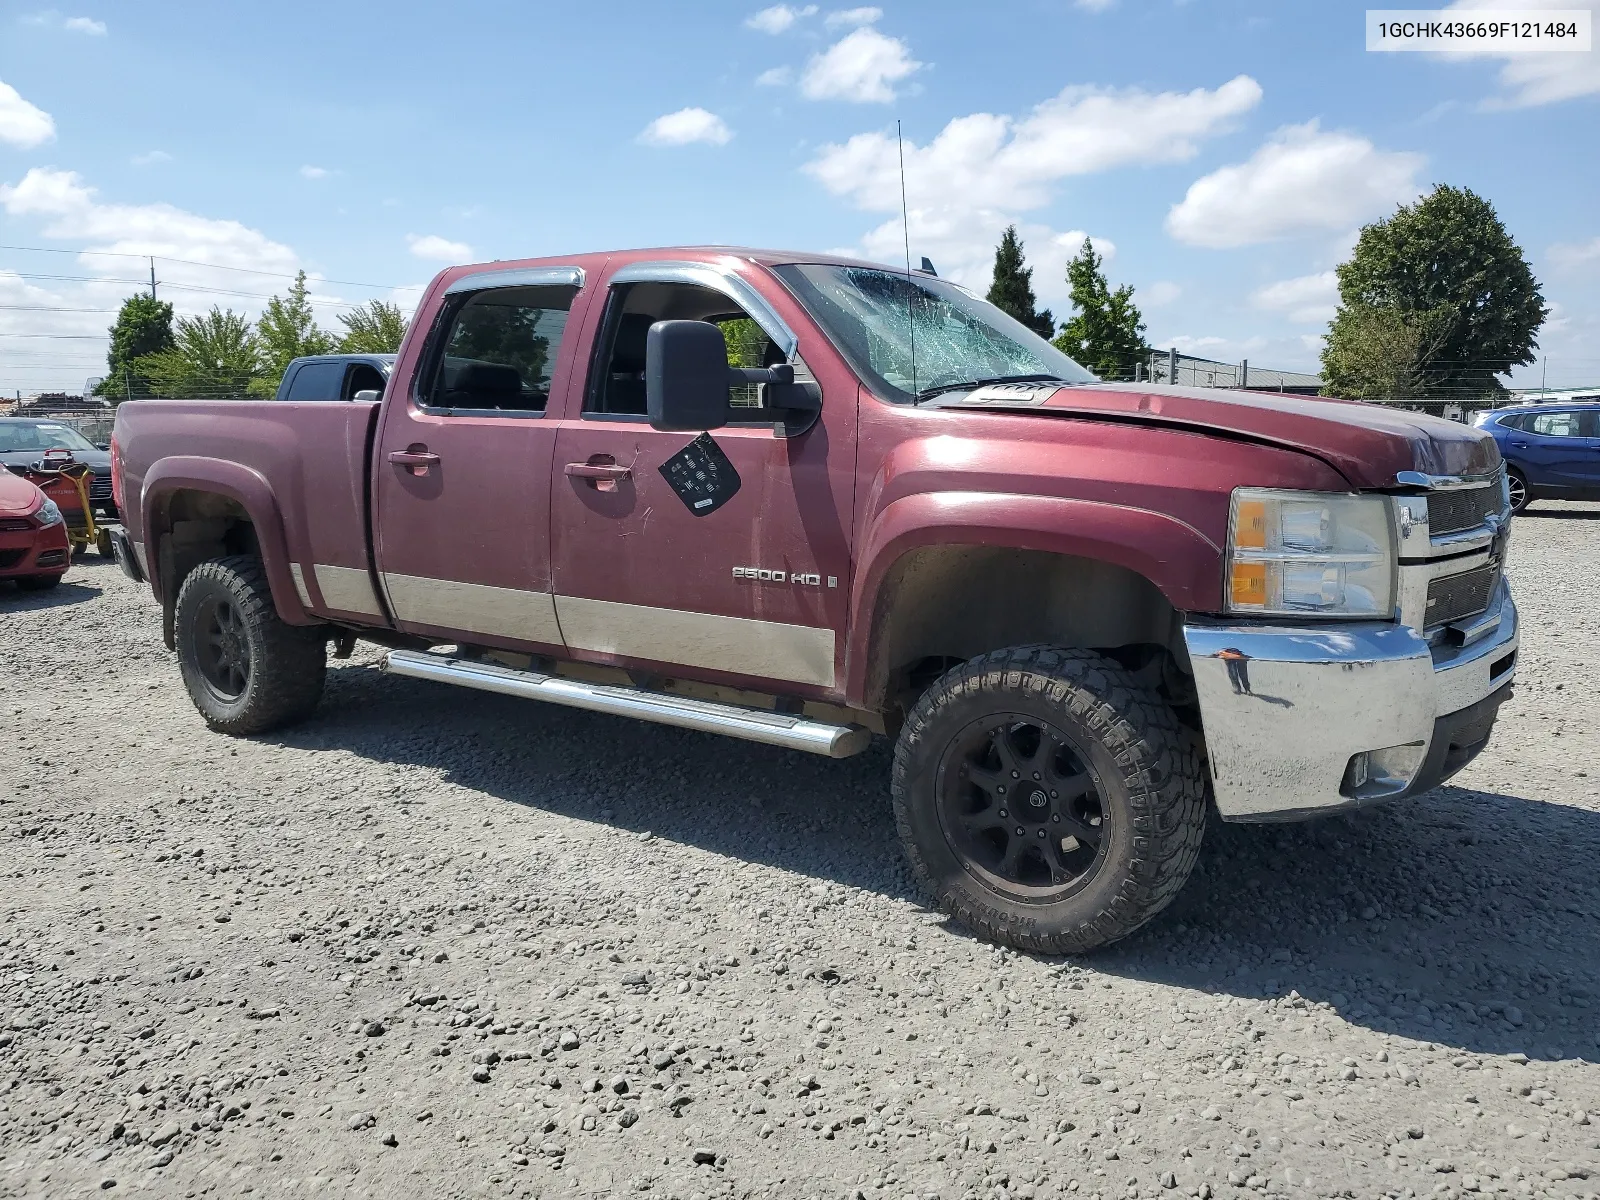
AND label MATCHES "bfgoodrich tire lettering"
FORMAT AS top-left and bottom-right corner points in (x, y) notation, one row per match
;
(175, 555), (326, 735)
(892, 645), (1207, 954)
